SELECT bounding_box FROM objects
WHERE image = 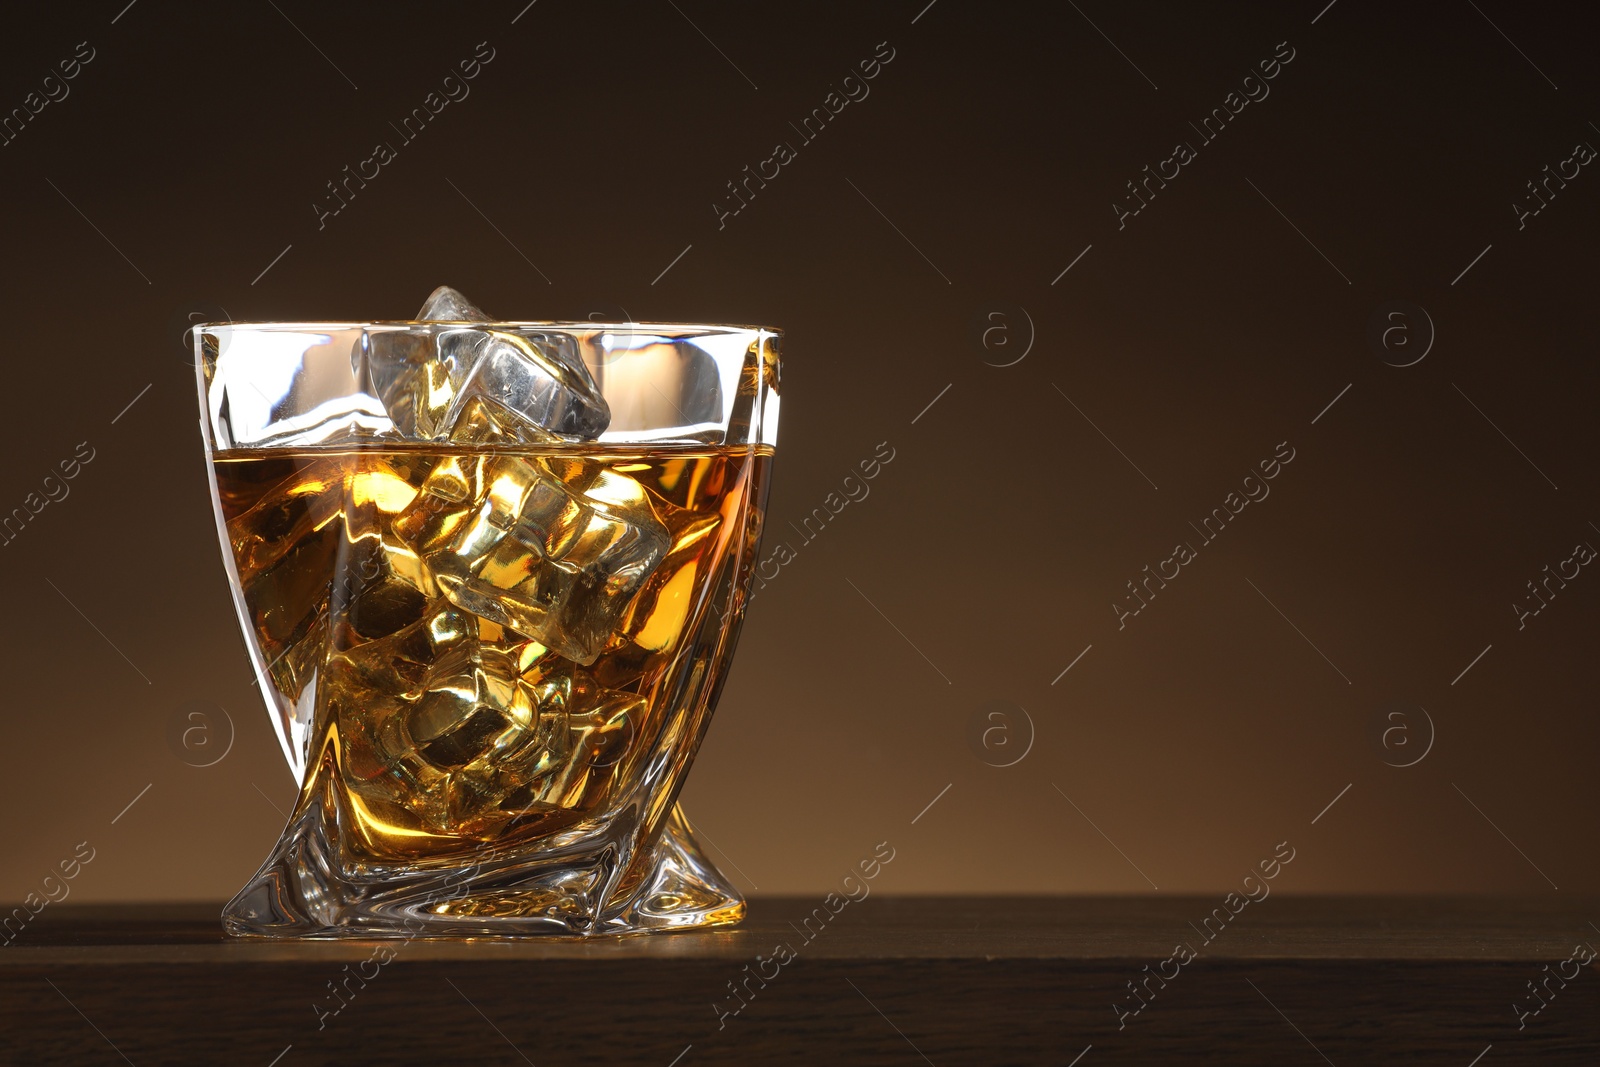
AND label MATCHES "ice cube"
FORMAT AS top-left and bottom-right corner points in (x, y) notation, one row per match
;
(353, 329), (450, 438)
(393, 455), (668, 664)
(333, 639), (563, 820)
(405, 645), (535, 768)
(329, 593), (647, 834)
(445, 329), (610, 441)
(328, 598), (479, 704)
(491, 679), (642, 815)
(416, 285), (490, 322)
(353, 286), (610, 443)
